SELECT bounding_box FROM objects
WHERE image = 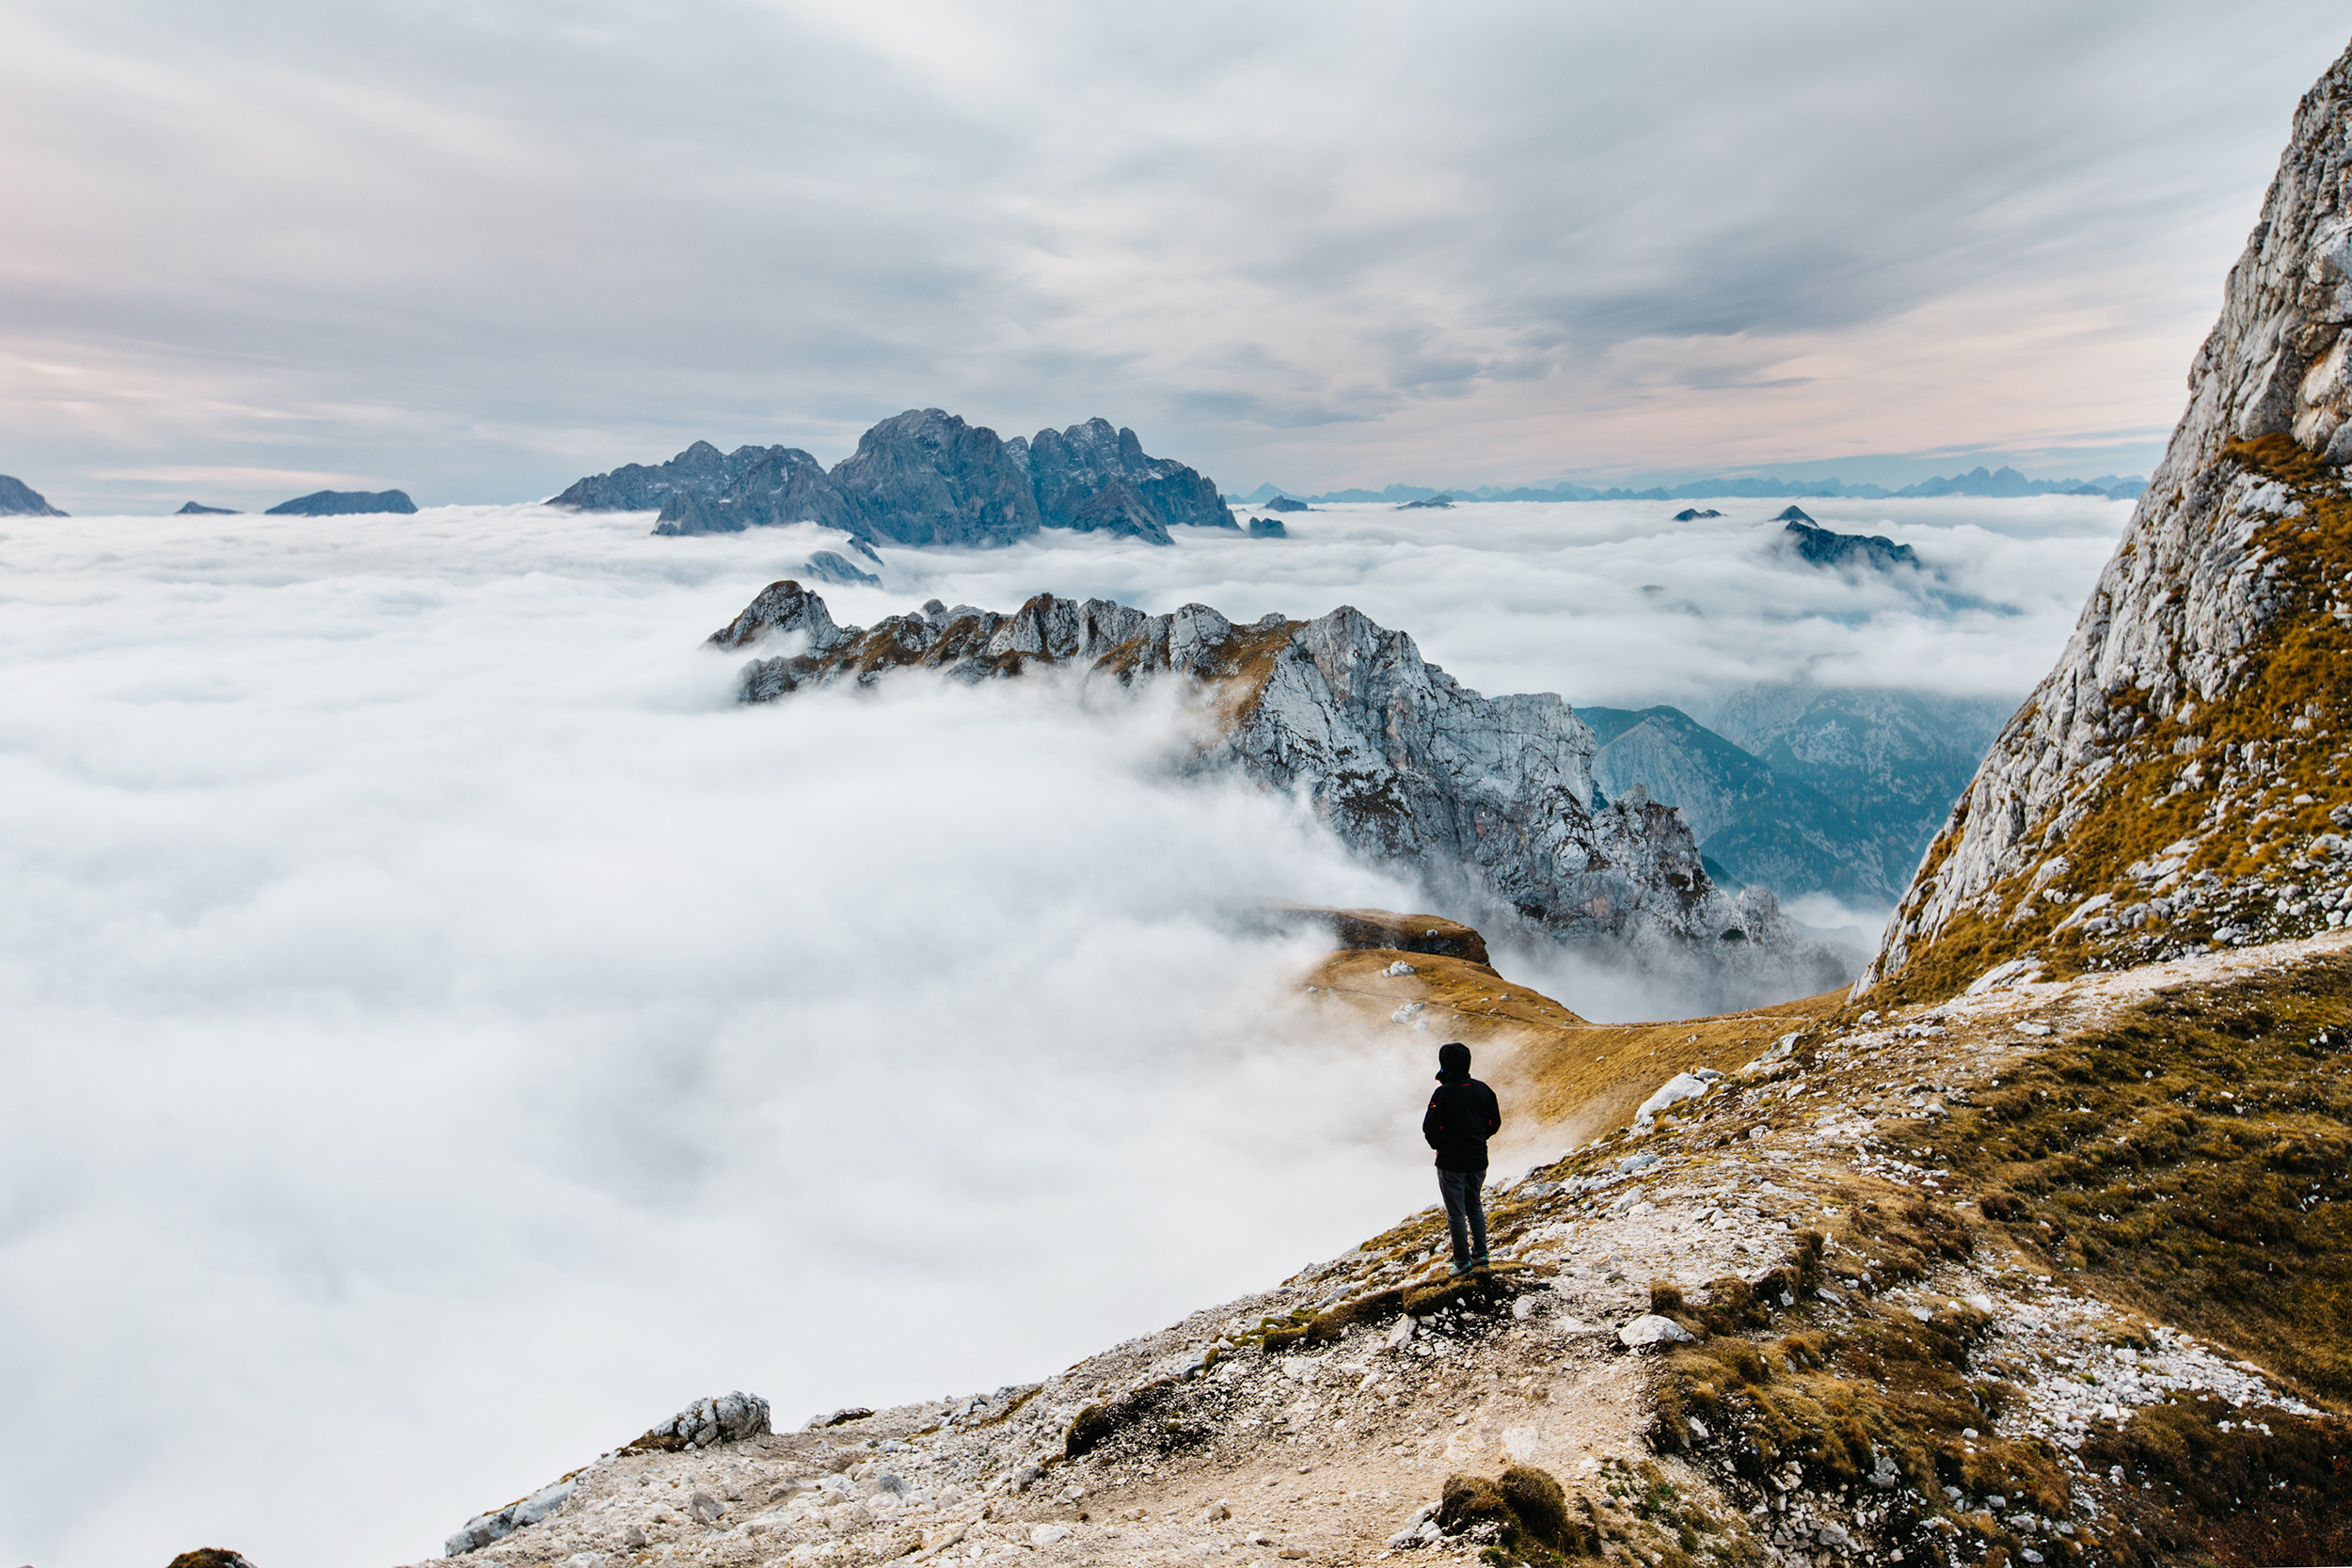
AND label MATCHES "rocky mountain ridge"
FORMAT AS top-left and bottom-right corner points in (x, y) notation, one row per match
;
(709, 580), (1853, 1006)
(1580, 686), (2015, 909)
(1863, 39), (2352, 1002)
(552, 411), (1237, 547)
